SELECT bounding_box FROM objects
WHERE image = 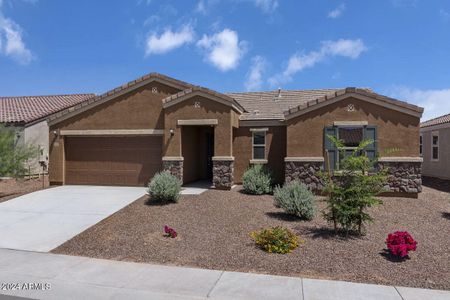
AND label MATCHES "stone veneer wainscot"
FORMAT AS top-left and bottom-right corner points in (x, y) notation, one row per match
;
(162, 157), (184, 182)
(284, 157), (325, 191)
(377, 158), (423, 194)
(212, 157), (234, 190)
